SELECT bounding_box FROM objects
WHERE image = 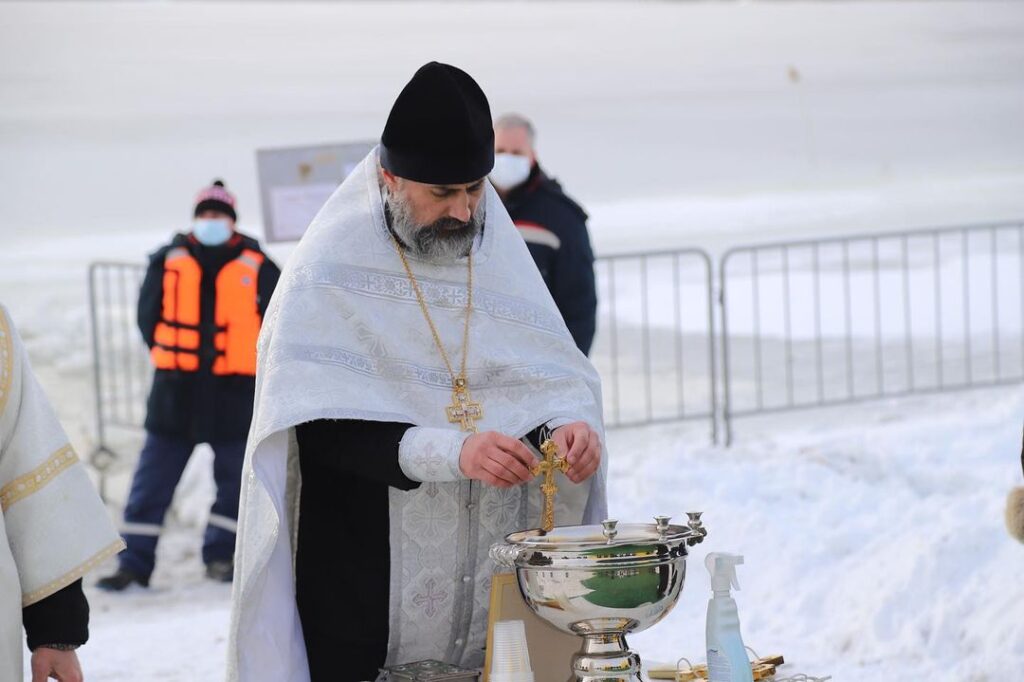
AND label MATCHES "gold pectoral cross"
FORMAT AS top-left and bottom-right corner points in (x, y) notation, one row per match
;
(446, 378), (483, 433)
(531, 438), (570, 533)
